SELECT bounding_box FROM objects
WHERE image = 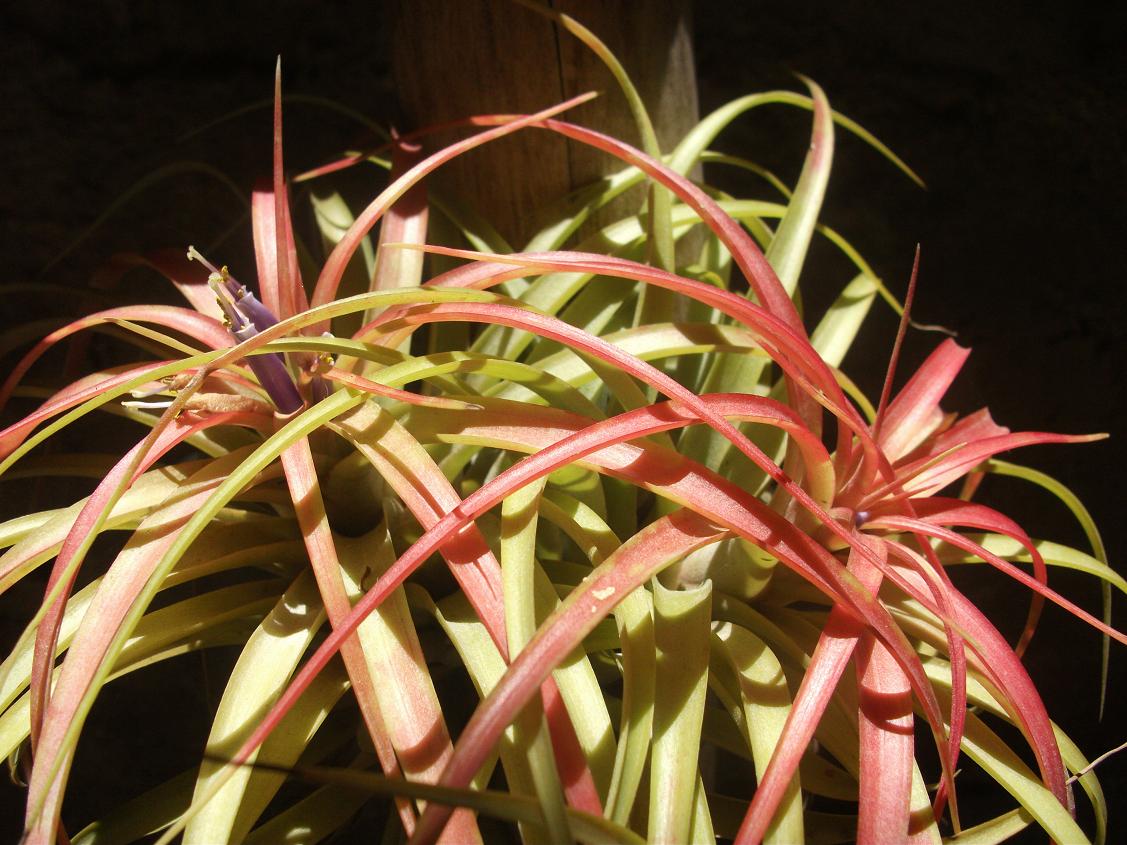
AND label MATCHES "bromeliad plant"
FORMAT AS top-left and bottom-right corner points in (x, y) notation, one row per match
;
(2, 13), (1123, 845)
